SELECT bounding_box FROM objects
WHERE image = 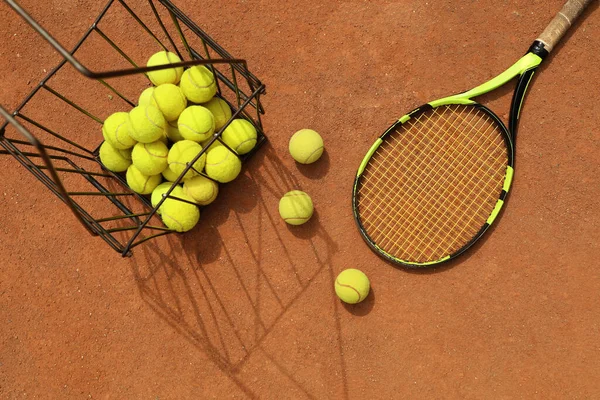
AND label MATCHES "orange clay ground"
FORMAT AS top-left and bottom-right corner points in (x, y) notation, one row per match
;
(1, 0), (599, 398)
